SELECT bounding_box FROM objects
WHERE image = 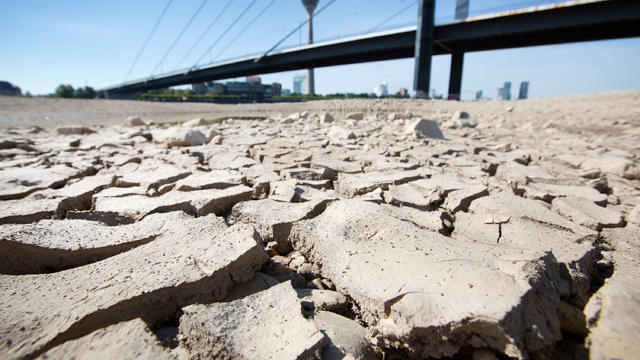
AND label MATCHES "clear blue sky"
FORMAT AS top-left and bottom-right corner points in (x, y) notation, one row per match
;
(1, 0), (639, 99)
